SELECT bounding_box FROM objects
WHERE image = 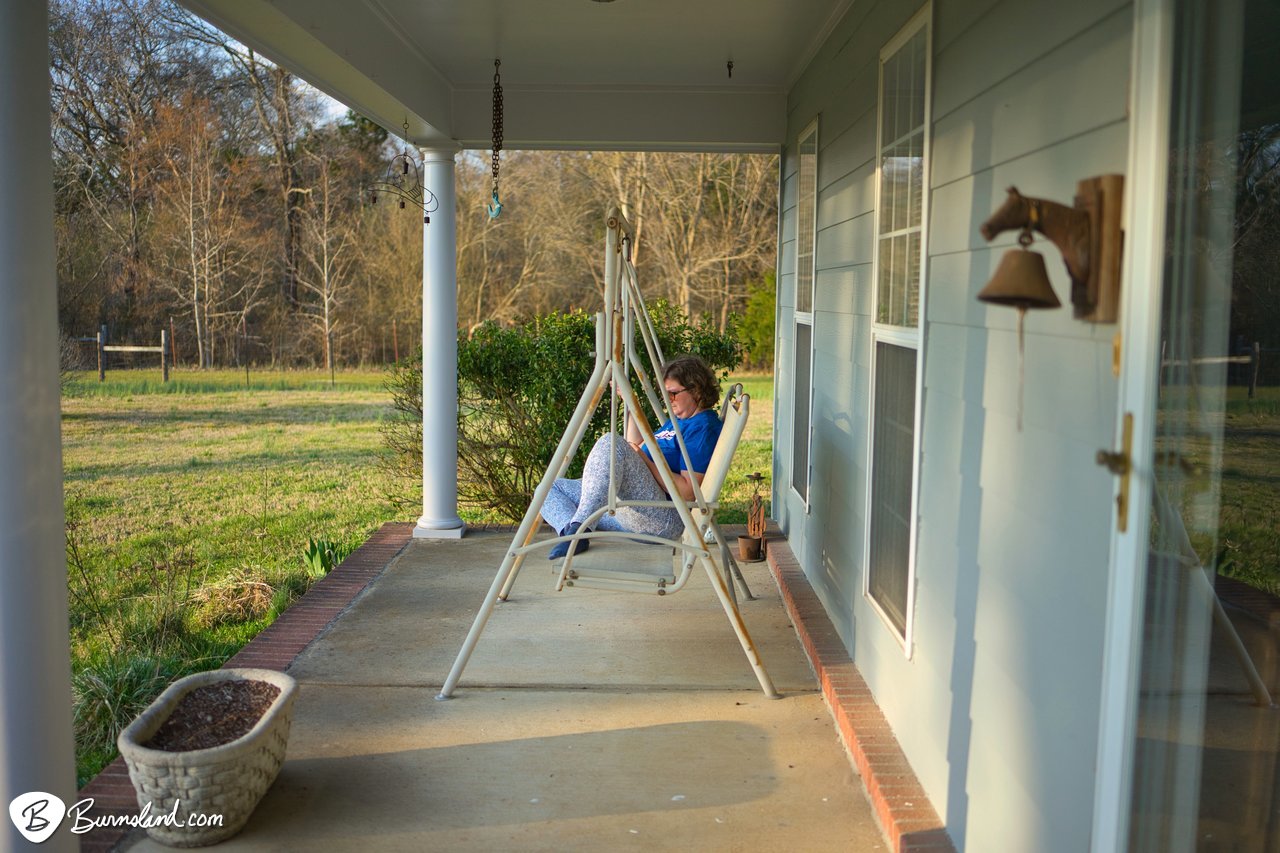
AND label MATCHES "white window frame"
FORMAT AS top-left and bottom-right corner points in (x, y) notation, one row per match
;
(790, 117), (819, 509)
(862, 5), (932, 654)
